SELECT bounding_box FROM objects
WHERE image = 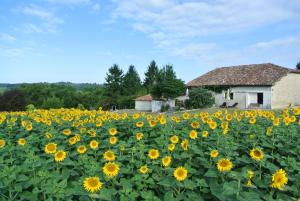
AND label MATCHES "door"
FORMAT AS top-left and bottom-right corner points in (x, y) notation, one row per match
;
(257, 93), (263, 105)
